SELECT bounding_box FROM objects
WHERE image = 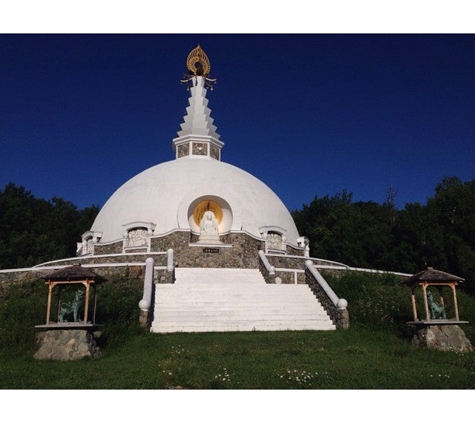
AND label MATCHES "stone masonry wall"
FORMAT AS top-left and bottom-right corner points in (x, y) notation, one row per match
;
(152, 231), (265, 269)
(177, 236), (264, 268)
(0, 265), (149, 285)
(151, 231), (191, 253)
(0, 230), (308, 285)
(267, 255), (307, 270)
(258, 258), (275, 284)
(0, 253), (170, 285)
(47, 254), (167, 267)
(0, 270), (39, 285)
(34, 329), (102, 361)
(273, 270), (305, 284)
(305, 266), (350, 329)
(266, 255), (346, 285)
(411, 324), (474, 352)
(286, 244), (305, 256)
(94, 241), (123, 255)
